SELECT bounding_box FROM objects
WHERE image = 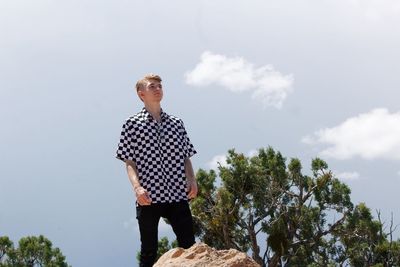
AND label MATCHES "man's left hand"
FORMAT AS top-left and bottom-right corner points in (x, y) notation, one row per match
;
(186, 179), (198, 199)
